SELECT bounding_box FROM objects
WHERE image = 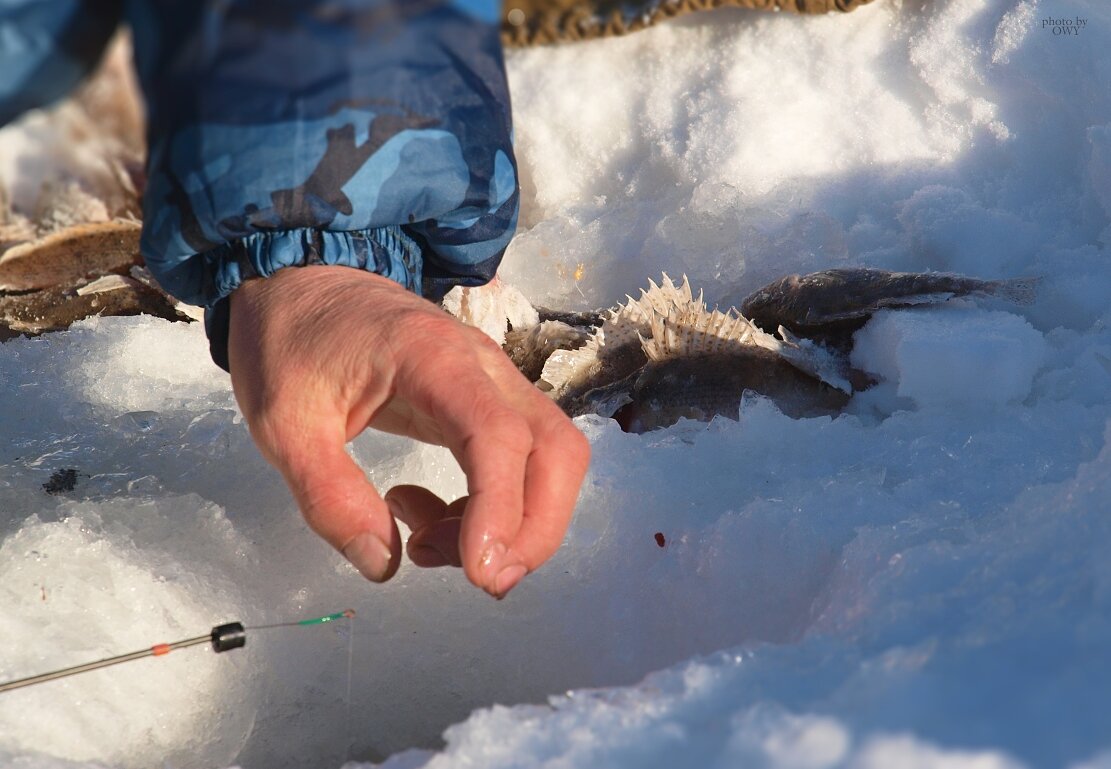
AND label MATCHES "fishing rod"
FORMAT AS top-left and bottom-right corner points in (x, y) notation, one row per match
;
(0, 609), (355, 695)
